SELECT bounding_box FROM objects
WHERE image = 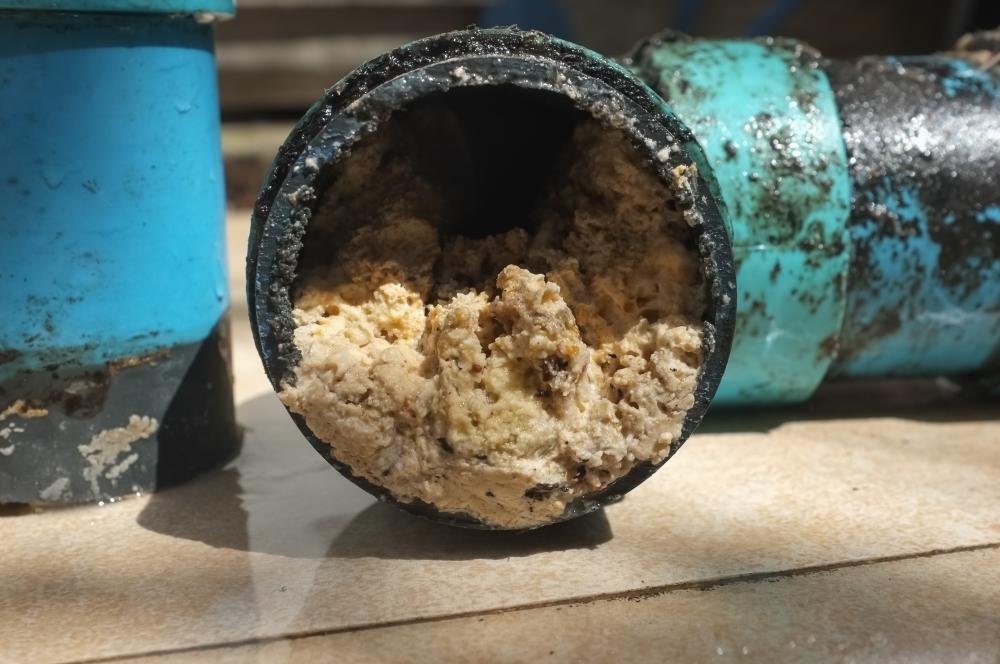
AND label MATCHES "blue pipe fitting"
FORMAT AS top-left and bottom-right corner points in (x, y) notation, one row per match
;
(0, 2), (240, 503)
(627, 32), (1000, 404)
